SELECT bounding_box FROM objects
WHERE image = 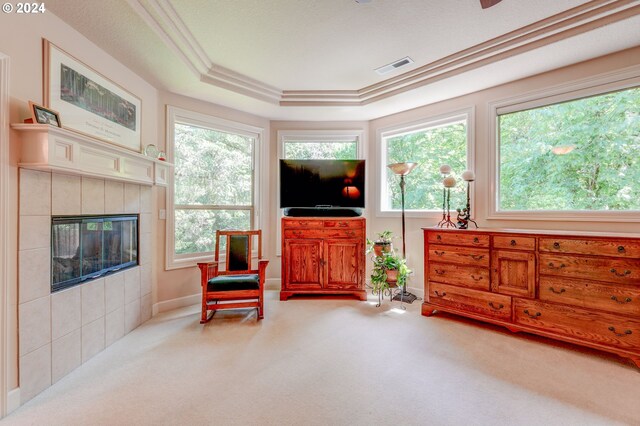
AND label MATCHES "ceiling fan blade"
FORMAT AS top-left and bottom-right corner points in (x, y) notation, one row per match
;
(480, 0), (502, 9)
